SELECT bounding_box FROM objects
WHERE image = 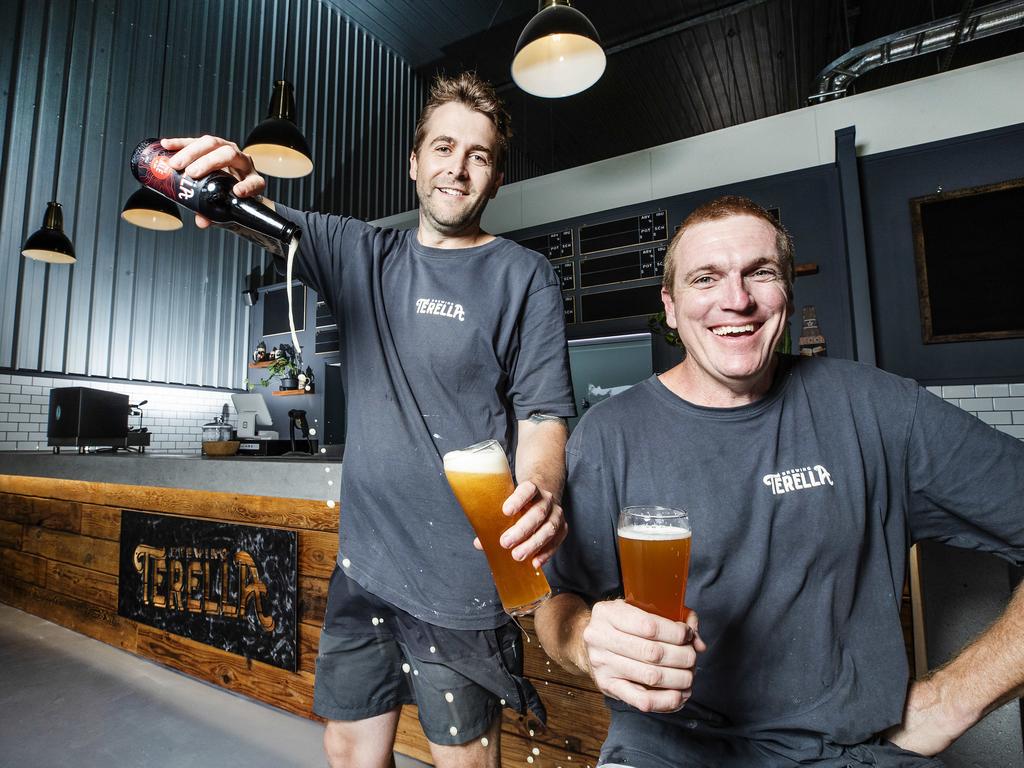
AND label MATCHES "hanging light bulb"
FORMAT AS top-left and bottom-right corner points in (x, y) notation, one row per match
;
(243, 80), (313, 178)
(22, 202), (76, 264)
(120, 187), (183, 231)
(512, 0), (606, 98)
